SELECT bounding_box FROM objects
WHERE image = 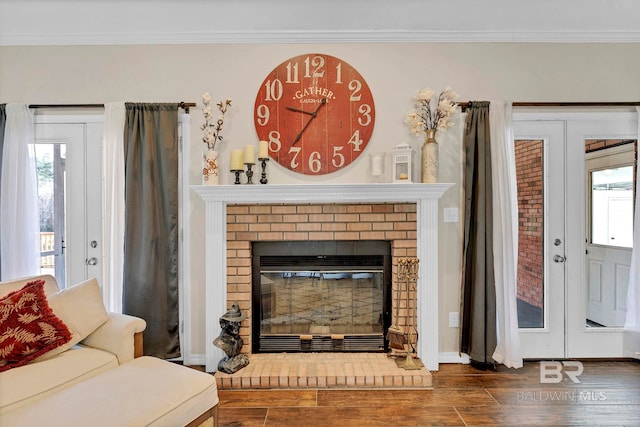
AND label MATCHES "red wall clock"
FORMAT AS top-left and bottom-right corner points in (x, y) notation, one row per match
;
(254, 53), (375, 175)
